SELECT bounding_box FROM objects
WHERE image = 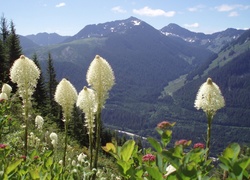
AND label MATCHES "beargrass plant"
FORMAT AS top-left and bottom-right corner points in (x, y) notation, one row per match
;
(54, 78), (77, 167)
(86, 55), (115, 176)
(10, 55), (40, 157)
(194, 77), (225, 160)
